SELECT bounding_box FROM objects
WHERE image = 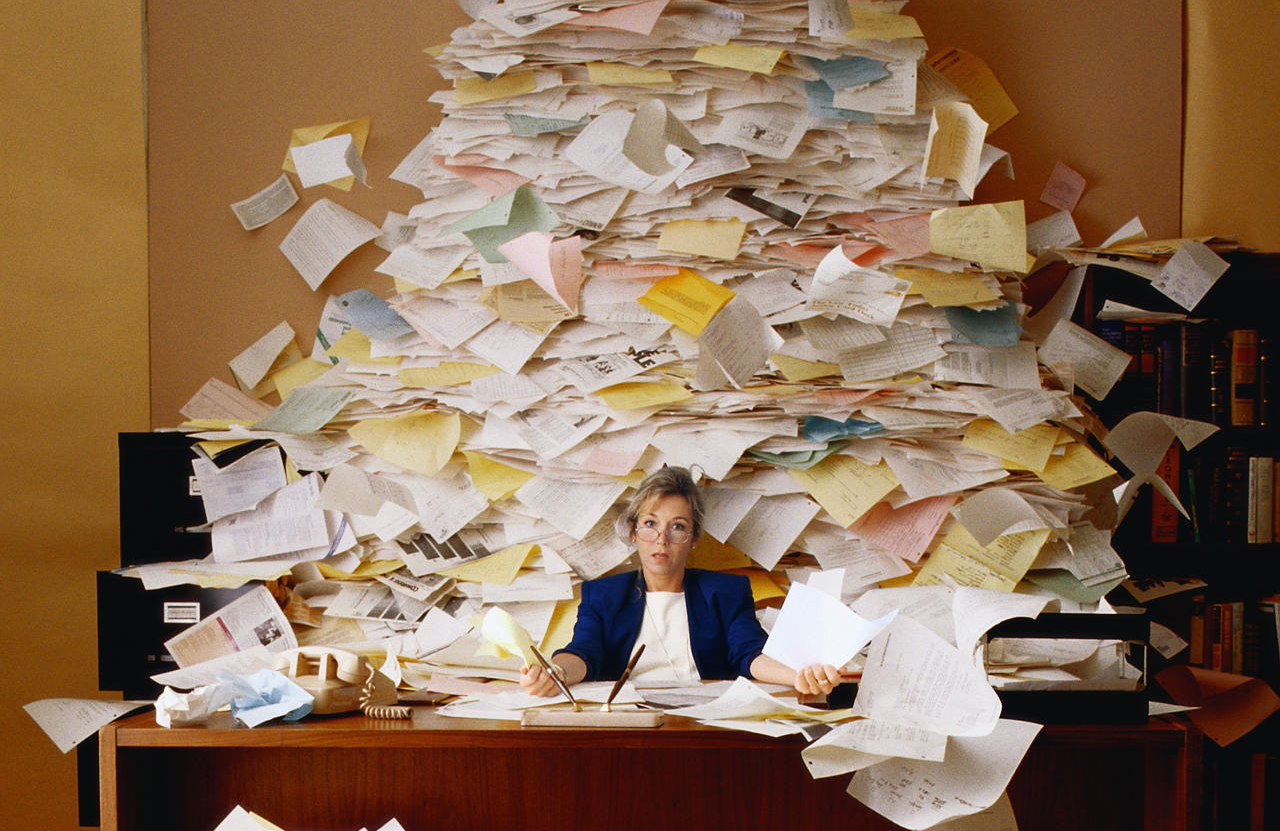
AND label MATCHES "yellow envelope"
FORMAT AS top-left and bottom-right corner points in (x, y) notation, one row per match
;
(541, 598), (580, 654)
(586, 62), (674, 85)
(440, 543), (537, 585)
(688, 534), (753, 571)
(1037, 441), (1117, 490)
(962, 419), (1060, 472)
(726, 567), (787, 603)
(692, 45), (786, 74)
(914, 525), (1049, 591)
(281, 118), (371, 192)
(927, 47), (1019, 135)
(398, 362), (502, 387)
(595, 381), (692, 411)
(272, 358), (331, 400)
(317, 559), (406, 580)
(929, 201), (1027, 273)
(478, 606), (538, 665)
(898, 267), (1001, 307)
(637, 268), (736, 336)
(463, 450), (536, 501)
(788, 455), (899, 528)
(347, 410), (461, 476)
(846, 8), (923, 39)
(770, 353), (841, 382)
(657, 219), (746, 261)
(326, 329), (403, 365)
(455, 71), (537, 105)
